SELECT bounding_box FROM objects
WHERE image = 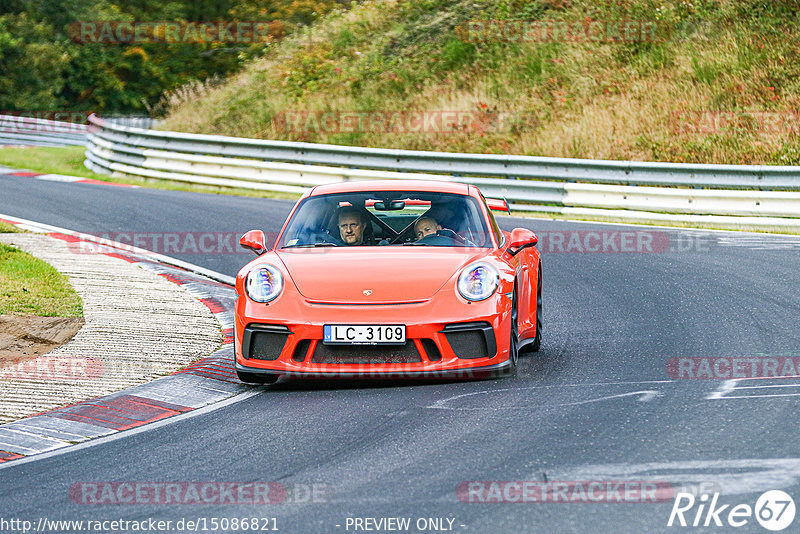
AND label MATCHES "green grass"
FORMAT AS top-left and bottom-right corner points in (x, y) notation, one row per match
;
(0, 242), (83, 317)
(0, 146), (103, 180)
(158, 0), (800, 166)
(0, 146), (301, 200)
(0, 222), (21, 233)
(504, 210), (800, 236)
